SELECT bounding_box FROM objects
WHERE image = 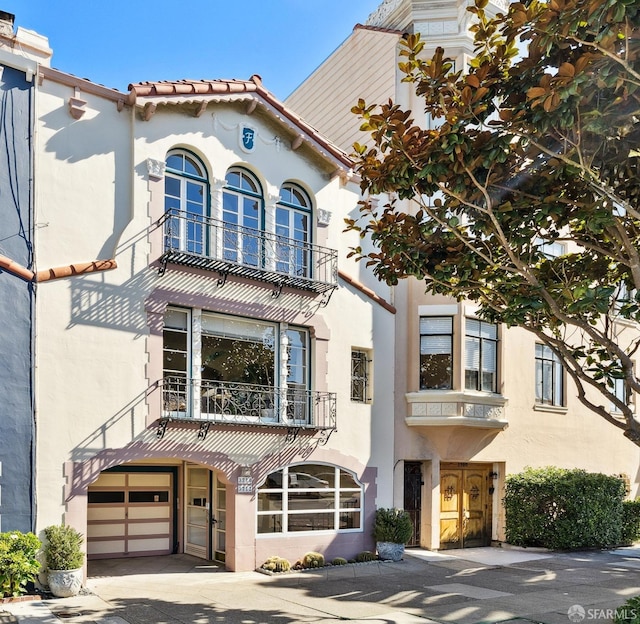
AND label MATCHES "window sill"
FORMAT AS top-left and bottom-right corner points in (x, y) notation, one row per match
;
(533, 403), (568, 414)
